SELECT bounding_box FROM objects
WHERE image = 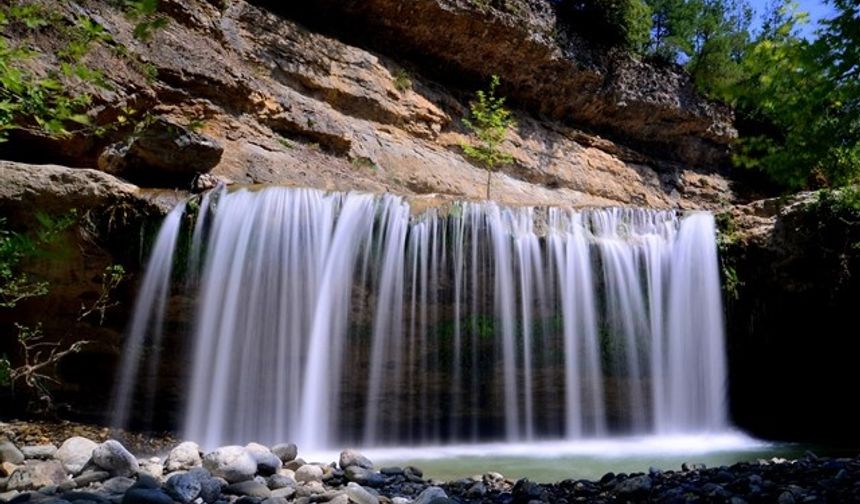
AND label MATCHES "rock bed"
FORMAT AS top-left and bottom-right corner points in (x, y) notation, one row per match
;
(1, 435), (859, 504)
